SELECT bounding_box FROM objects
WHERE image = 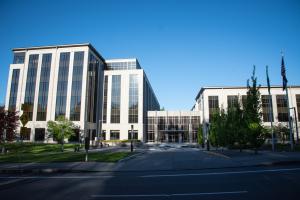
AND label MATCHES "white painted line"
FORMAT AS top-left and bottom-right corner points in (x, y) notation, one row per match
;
(90, 191), (248, 198)
(141, 167), (300, 178)
(0, 175), (114, 179)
